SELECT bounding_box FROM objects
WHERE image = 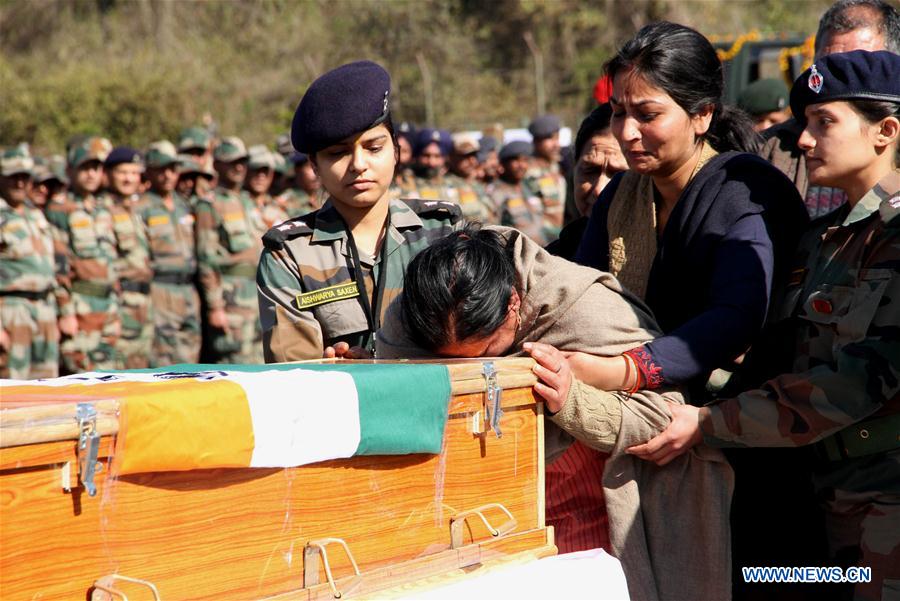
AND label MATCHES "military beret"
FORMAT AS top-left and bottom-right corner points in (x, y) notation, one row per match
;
(214, 137), (249, 162)
(291, 61), (391, 154)
(414, 128), (452, 157)
(739, 78), (789, 116)
(247, 145), (276, 170)
(145, 141), (179, 168)
(1, 144), (34, 177)
(499, 141), (534, 162)
(177, 126), (211, 152)
(477, 135), (499, 162)
(791, 50), (900, 123)
(68, 136), (112, 168)
(528, 114), (561, 139)
(105, 146), (144, 169)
